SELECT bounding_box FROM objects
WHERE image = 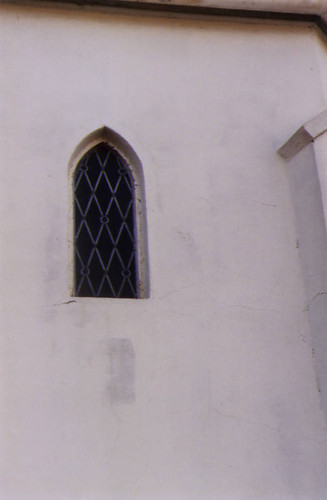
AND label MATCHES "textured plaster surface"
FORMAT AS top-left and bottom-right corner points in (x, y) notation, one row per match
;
(1, 3), (327, 499)
(284, 143), (327, 423)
